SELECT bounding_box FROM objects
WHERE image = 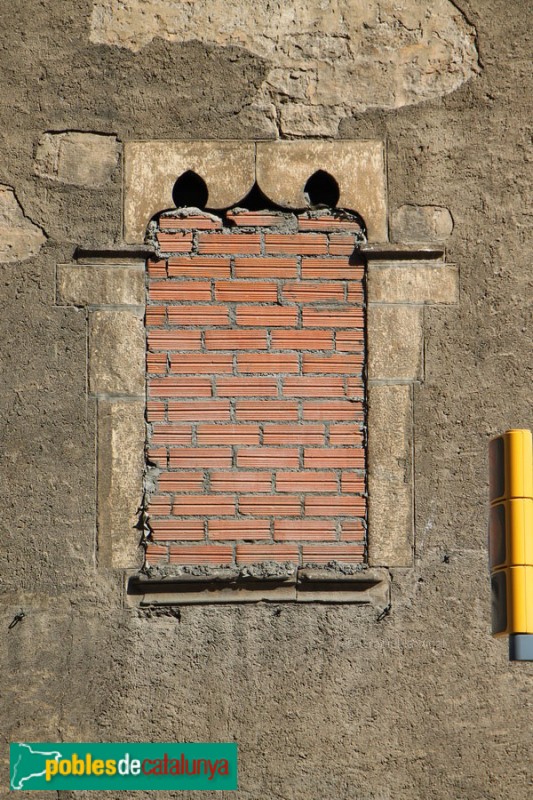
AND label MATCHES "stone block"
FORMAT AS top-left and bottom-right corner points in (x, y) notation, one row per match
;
(256, 140), (388, 242)
(367, 385), (413, 567)
(57, 264), (145, 306)
(278, 104), (345, 138)
(0, 184), (46, 263)
(124, 141), (255, 243)
(89, 310), (144, 395)
(34, 132), (120, 188)
(367, 305), (423, 381)
(391, 204), (454, 243)
(98, 398), (145, 568)
(368, 263), (459, 304)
